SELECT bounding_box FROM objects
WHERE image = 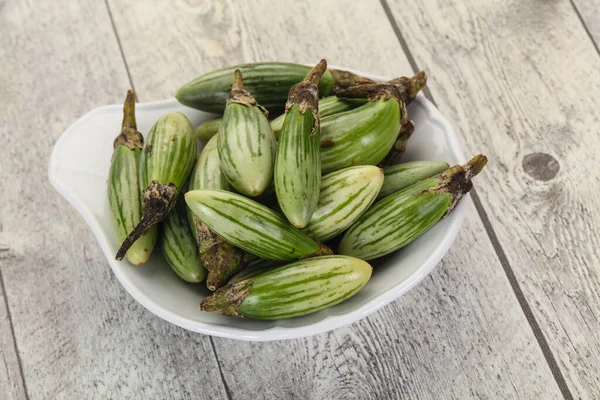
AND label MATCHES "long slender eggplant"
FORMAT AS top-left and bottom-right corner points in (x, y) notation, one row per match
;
(115, 112), (196, 260)
(218, 70), (276, 197)
(176, 62), (373, 114)
(339, 155), (487, 260)
(200, 255), (372, 319)
(185, 189), (322, 261)
(274, 59), (327, 228)
(108, 90), (157, 265)
(320, 83), (408, 174)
